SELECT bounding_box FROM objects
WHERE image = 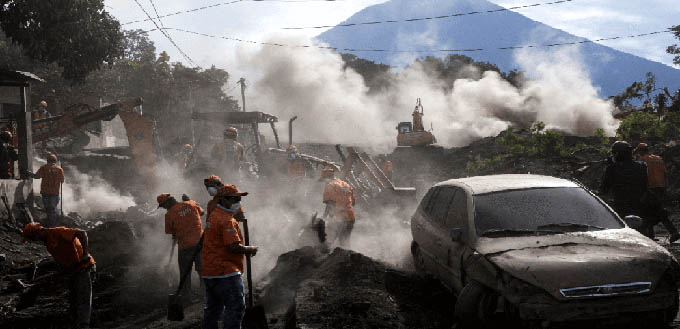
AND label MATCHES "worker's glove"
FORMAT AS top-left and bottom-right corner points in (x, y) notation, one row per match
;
(181, 194), (190, 202)
(247, 246), (259, 257)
